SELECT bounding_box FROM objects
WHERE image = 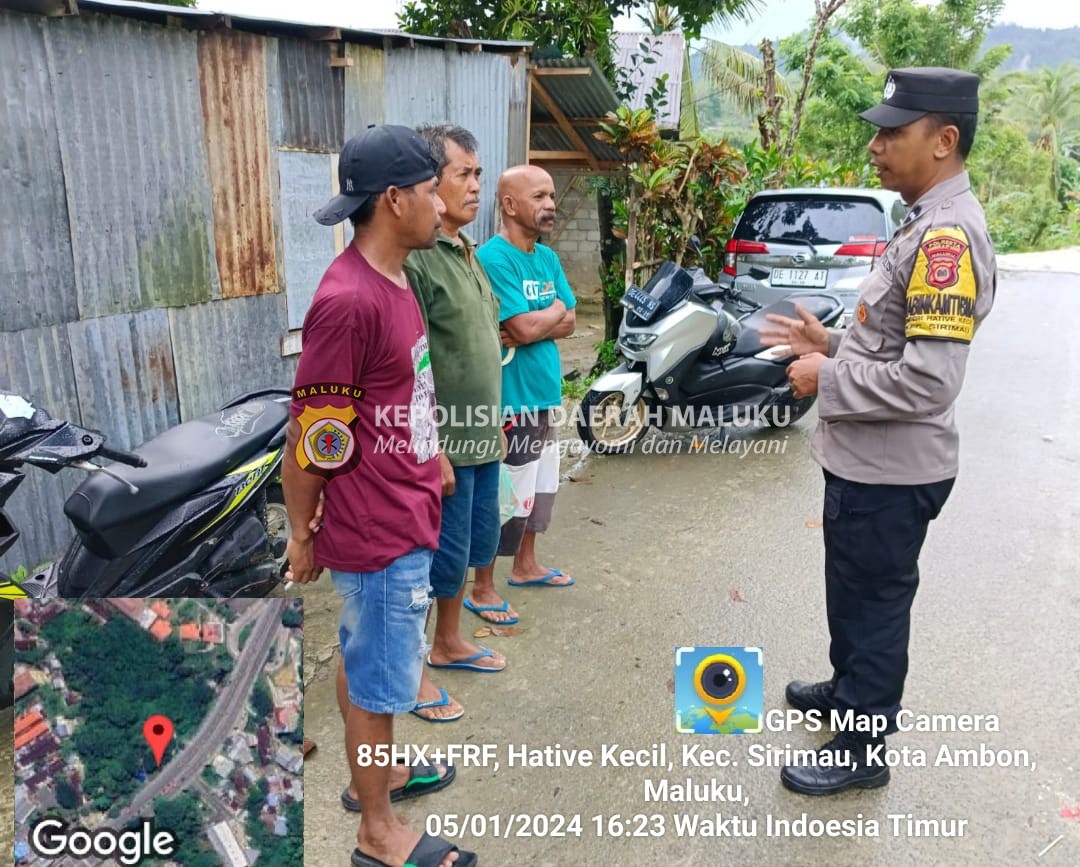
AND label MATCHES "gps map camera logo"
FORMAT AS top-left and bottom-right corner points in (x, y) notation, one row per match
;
(675, 646), (763, 734)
